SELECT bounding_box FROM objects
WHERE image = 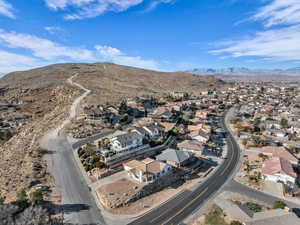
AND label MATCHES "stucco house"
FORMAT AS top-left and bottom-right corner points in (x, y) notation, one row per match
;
(156, 148), (194, 167)
(110, 132), (143, 153)
(177, 140), (204, 154)
(262, 157), (297, 184)
(132, 123), (165, 140)
(123, 158), (172, 183)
